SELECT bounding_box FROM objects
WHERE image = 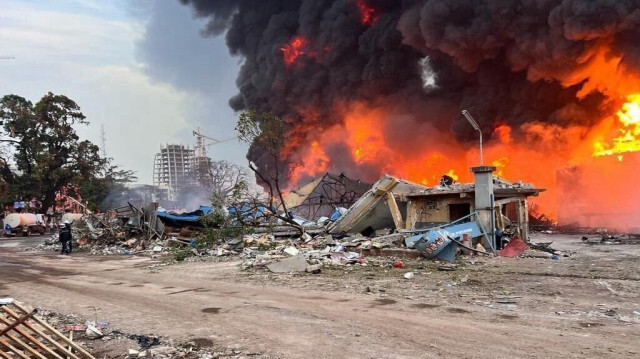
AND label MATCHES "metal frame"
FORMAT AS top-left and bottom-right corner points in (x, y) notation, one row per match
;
(399, 211), (496, 253)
